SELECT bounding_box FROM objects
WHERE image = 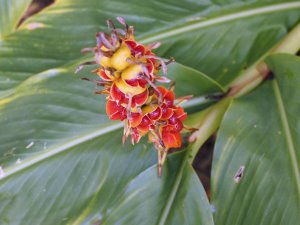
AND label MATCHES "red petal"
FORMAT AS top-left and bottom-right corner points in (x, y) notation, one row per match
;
(98, 69), (111, 81)
(135, 45), (145, 55)
(137, 116), (152, 132)
(138, 79), (148, 87)
(132, 89), (148, 106)
(110, 83), (125, 102)
(131, 127), (141, 144)
(146, 59), (154, 74)
(106, 100), (126, 120)
(125, 40), (137, 53)
(168, 114), (178, 125)
(164, 90), (175, 107)
(160, 104), (173, 120)
(125, 78), (139, 87)
(148, 106), (162, 121)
